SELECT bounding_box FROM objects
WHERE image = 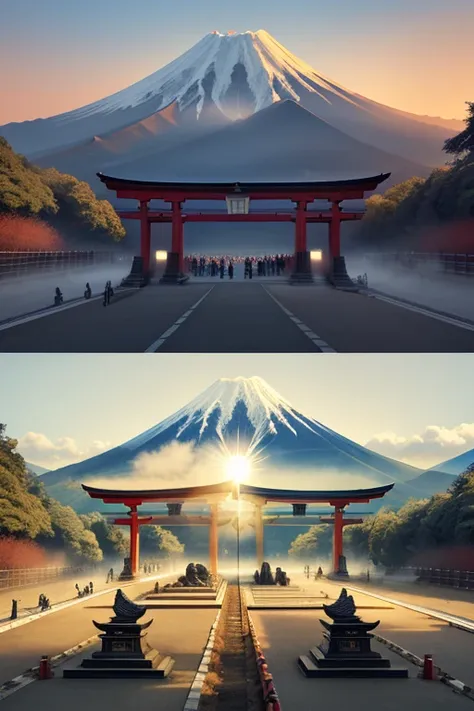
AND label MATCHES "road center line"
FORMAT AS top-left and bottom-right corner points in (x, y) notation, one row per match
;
(144, 286), (215, 352)
(261, 286), (337, 353)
